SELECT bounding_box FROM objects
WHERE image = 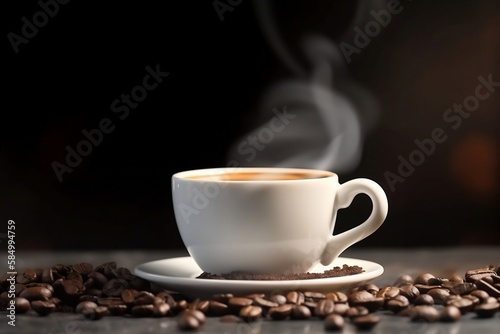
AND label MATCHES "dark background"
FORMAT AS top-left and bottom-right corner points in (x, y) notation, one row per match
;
(2, 0), (499, 252)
